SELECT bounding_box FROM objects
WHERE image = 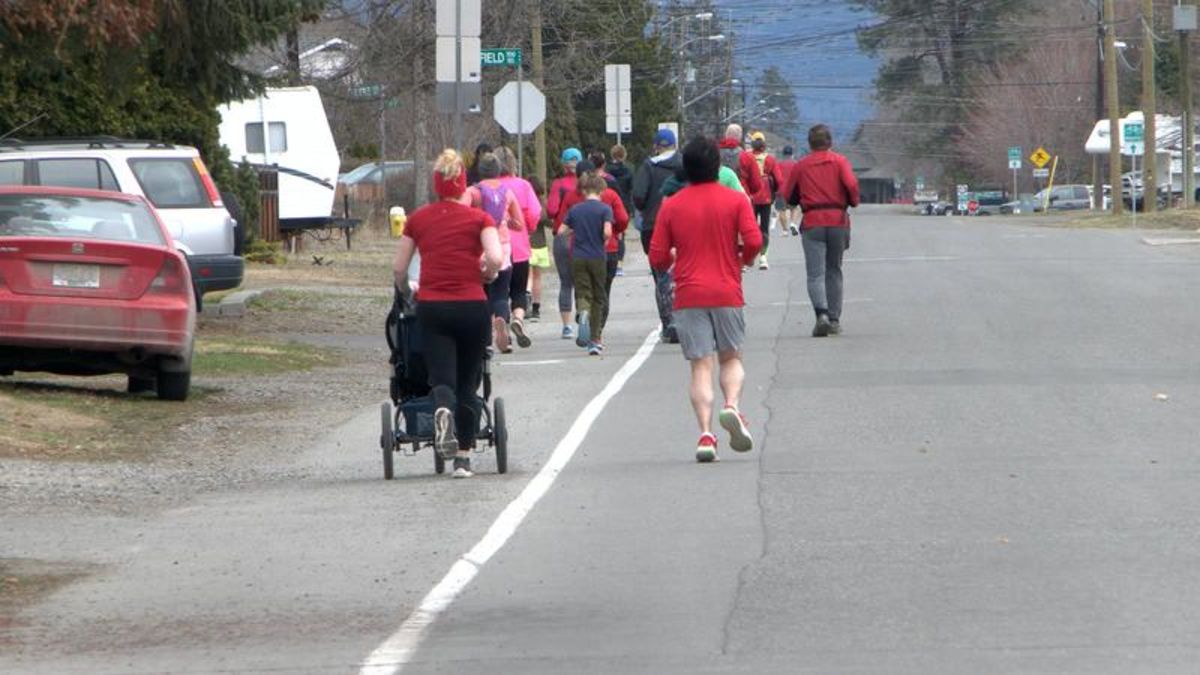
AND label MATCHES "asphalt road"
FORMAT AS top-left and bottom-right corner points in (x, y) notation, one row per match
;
(5, 207), (1200, 673)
